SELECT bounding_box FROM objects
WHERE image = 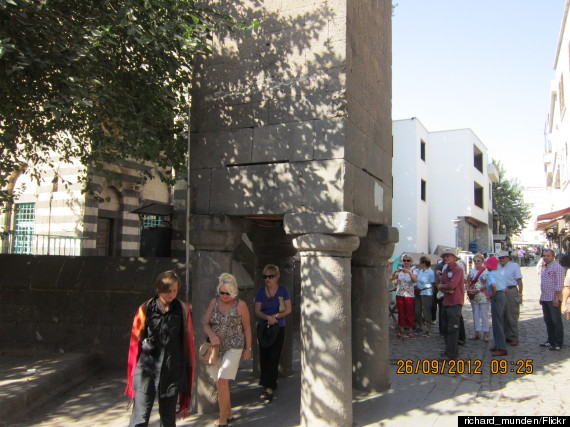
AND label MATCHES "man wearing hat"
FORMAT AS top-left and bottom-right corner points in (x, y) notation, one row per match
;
(436, 248), (466, 360)
(498, 250), (523, 346)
